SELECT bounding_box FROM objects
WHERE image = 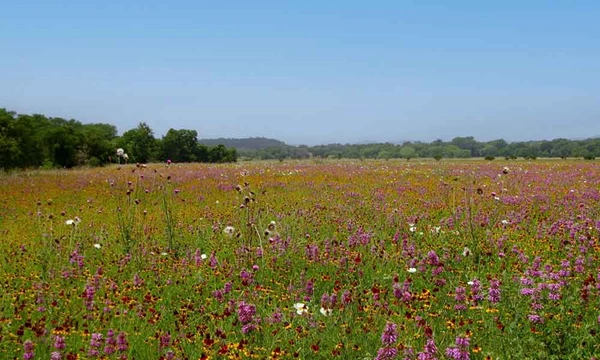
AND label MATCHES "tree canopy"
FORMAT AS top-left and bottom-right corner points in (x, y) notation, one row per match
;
(0, 108), (237, 170)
